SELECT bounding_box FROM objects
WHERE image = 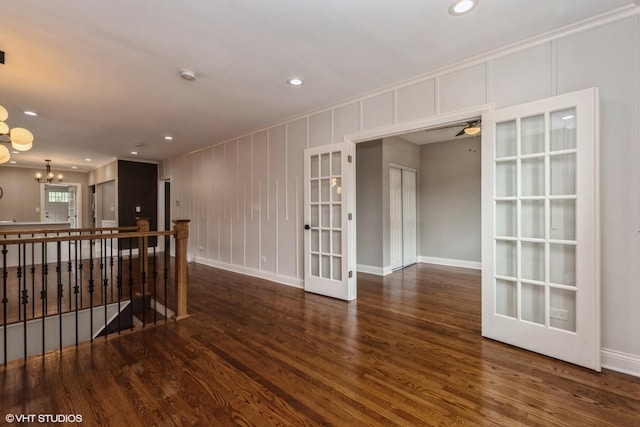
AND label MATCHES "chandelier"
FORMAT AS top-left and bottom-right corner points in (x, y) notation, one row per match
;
(0, 104), (35, 163)
(34, 159), (62, 183)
